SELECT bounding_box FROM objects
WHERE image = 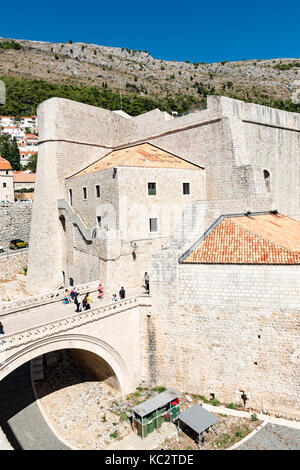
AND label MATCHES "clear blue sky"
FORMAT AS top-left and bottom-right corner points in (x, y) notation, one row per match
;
(1, 0), (299, 63)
